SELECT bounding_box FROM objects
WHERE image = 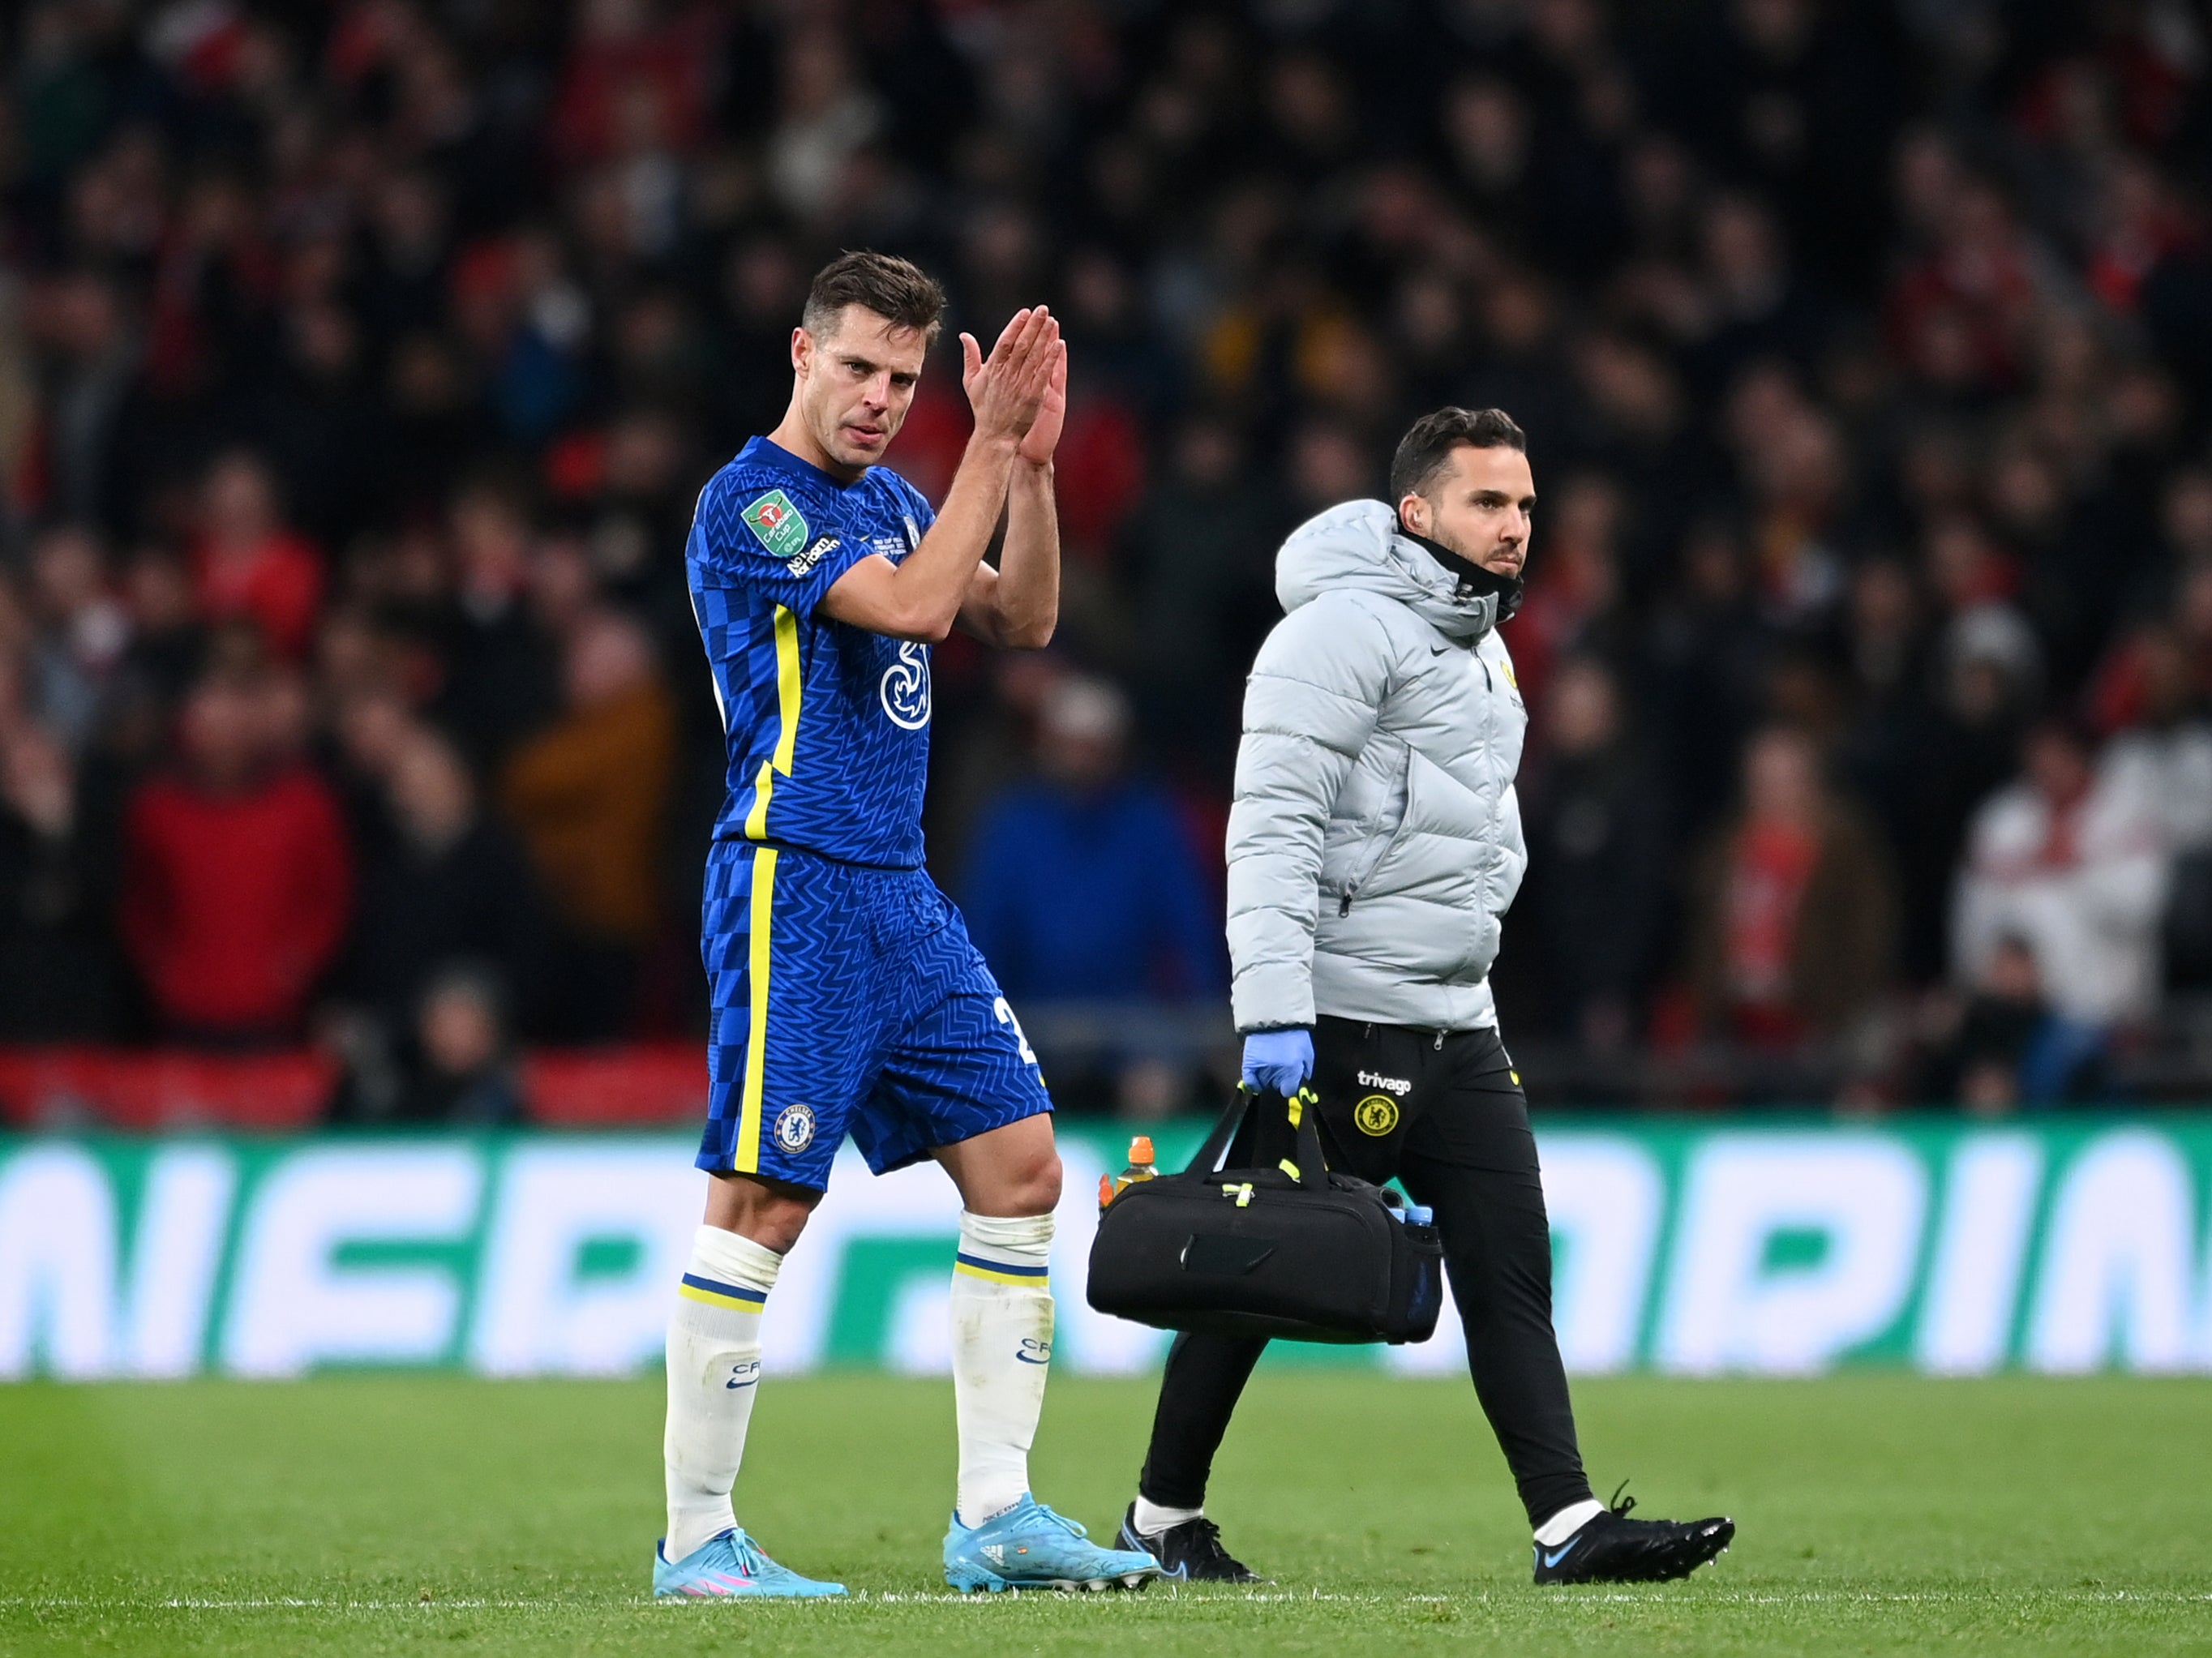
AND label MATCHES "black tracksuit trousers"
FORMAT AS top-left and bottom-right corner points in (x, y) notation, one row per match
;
(1134, 1017), (1595, 1528)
